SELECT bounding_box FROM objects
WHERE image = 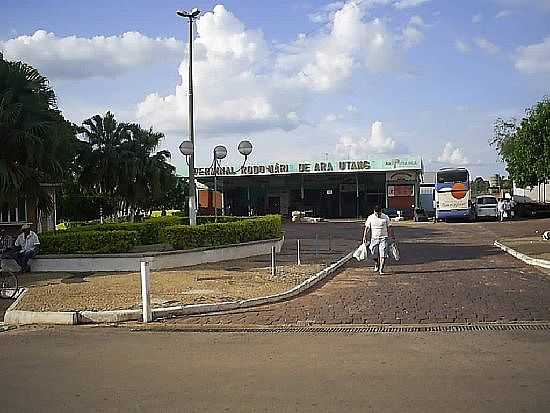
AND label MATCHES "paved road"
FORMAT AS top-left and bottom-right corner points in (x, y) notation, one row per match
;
(168, 218), (550, 326)
(1, 326), (550, 412)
